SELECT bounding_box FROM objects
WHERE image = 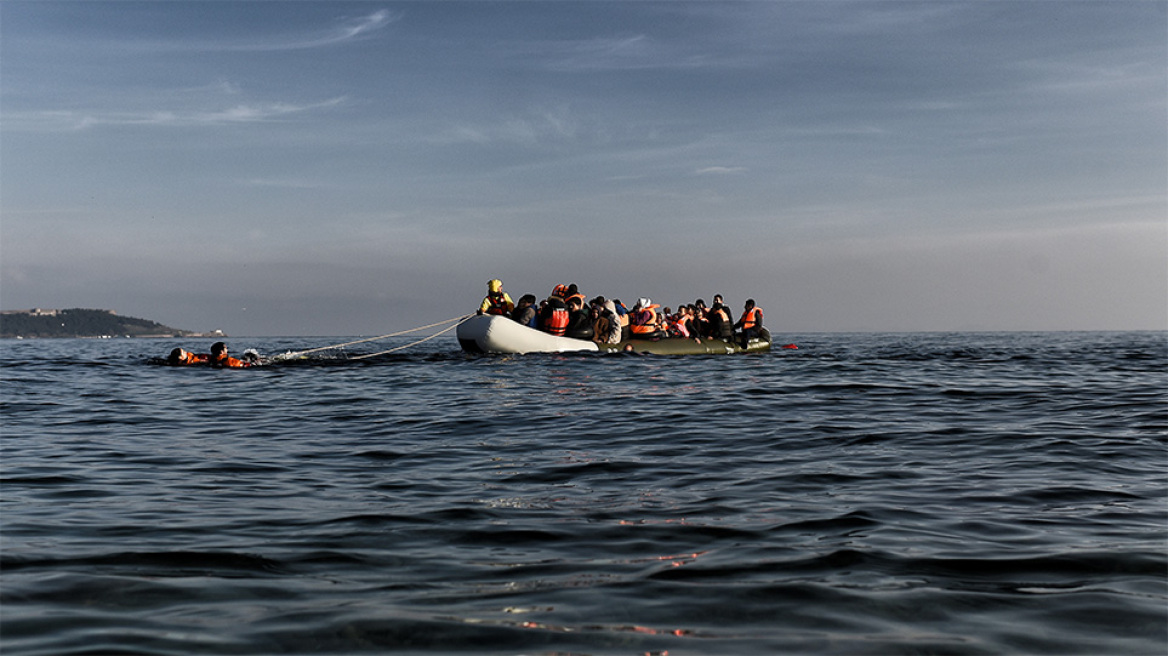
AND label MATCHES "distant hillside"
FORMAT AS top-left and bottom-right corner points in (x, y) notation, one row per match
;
(0, 308), (221, 339)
